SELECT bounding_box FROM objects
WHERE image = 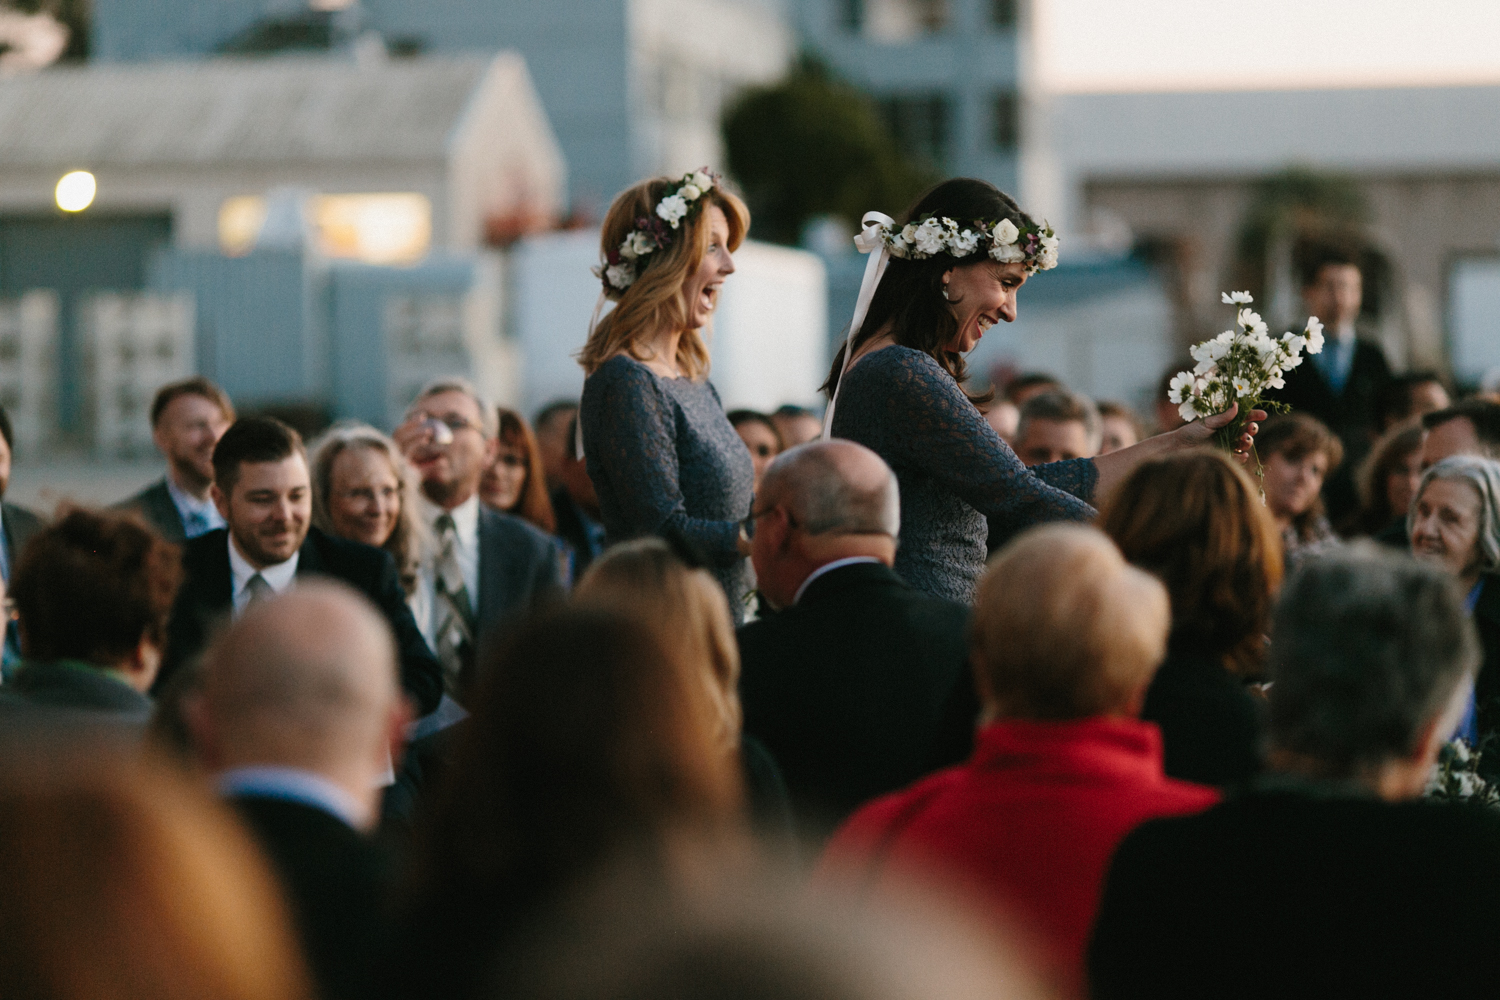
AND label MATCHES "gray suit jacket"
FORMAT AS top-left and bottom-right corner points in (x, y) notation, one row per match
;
(115, 478), (186, 543)
(0, 660), (153, 726)
(475, 507), (569, 635)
